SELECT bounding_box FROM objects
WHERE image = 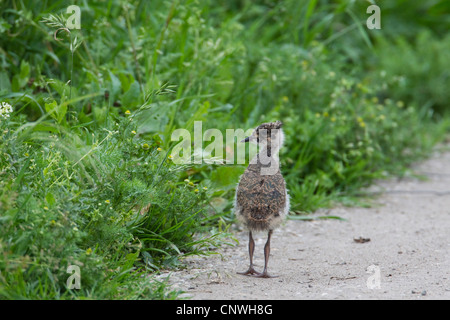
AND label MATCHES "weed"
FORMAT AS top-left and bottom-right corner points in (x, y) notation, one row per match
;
(0, 0), (448, 299)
